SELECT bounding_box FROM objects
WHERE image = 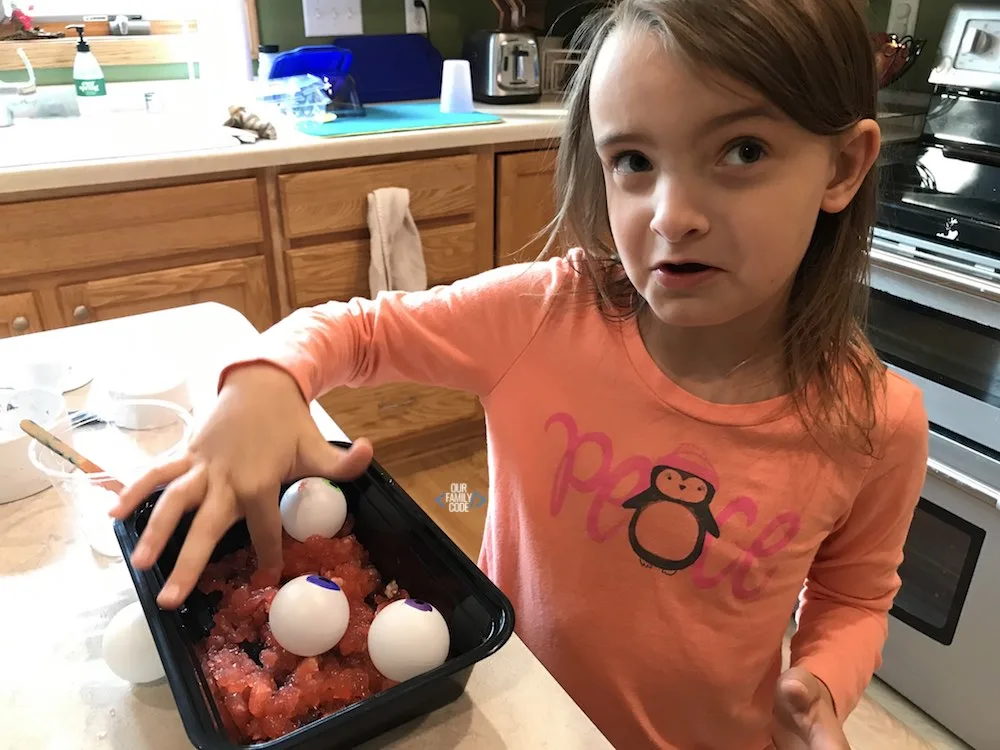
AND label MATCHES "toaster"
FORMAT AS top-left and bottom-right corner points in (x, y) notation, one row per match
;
(463, 30), (542, 104)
